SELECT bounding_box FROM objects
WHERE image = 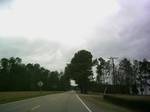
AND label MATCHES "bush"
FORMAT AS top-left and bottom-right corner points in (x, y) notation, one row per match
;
(104, 94), (150, 112)
(89, 83), (129, 94)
